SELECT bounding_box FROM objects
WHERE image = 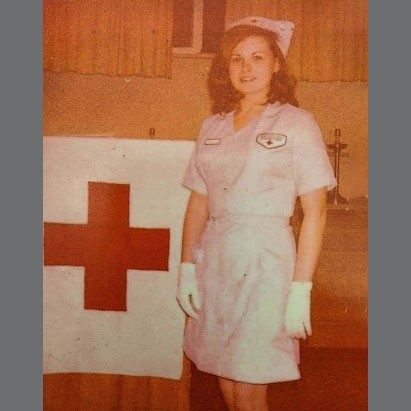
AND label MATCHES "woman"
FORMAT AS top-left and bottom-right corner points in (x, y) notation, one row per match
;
(177, 17), (337, 411)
